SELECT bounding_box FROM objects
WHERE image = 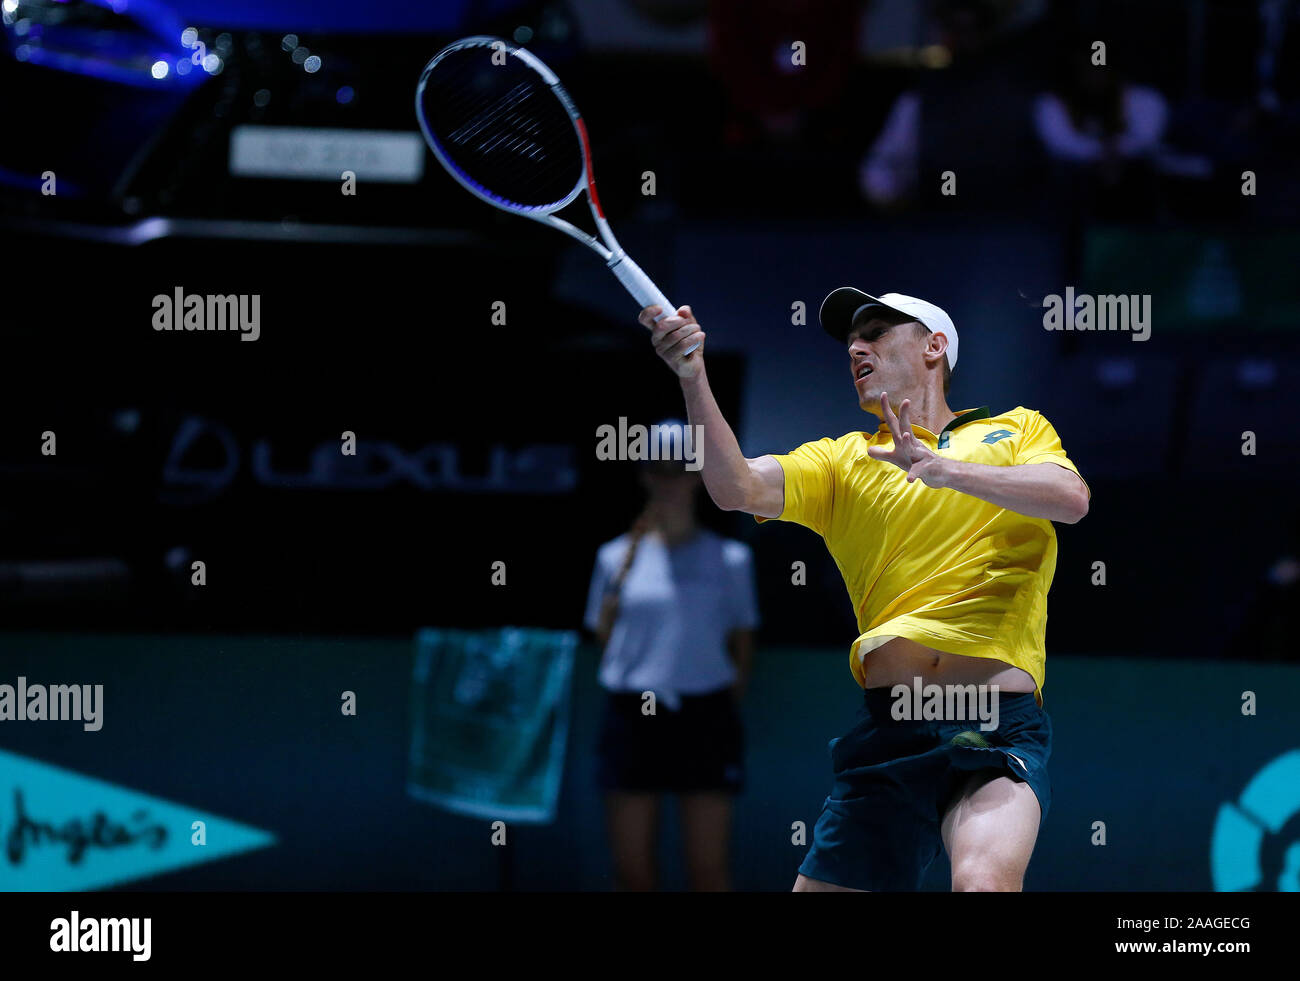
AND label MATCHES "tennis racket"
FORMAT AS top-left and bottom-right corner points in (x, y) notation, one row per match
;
(415, 35), (697, 354)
